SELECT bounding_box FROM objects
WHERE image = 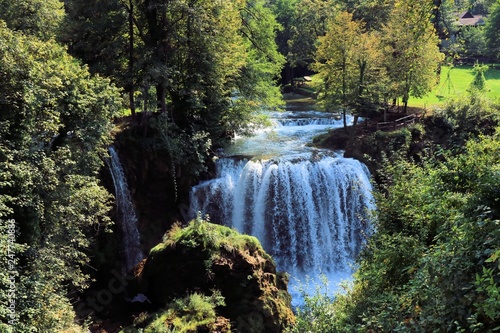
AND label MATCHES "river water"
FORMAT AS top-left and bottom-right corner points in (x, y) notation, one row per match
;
(190, 105), (374, 306)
